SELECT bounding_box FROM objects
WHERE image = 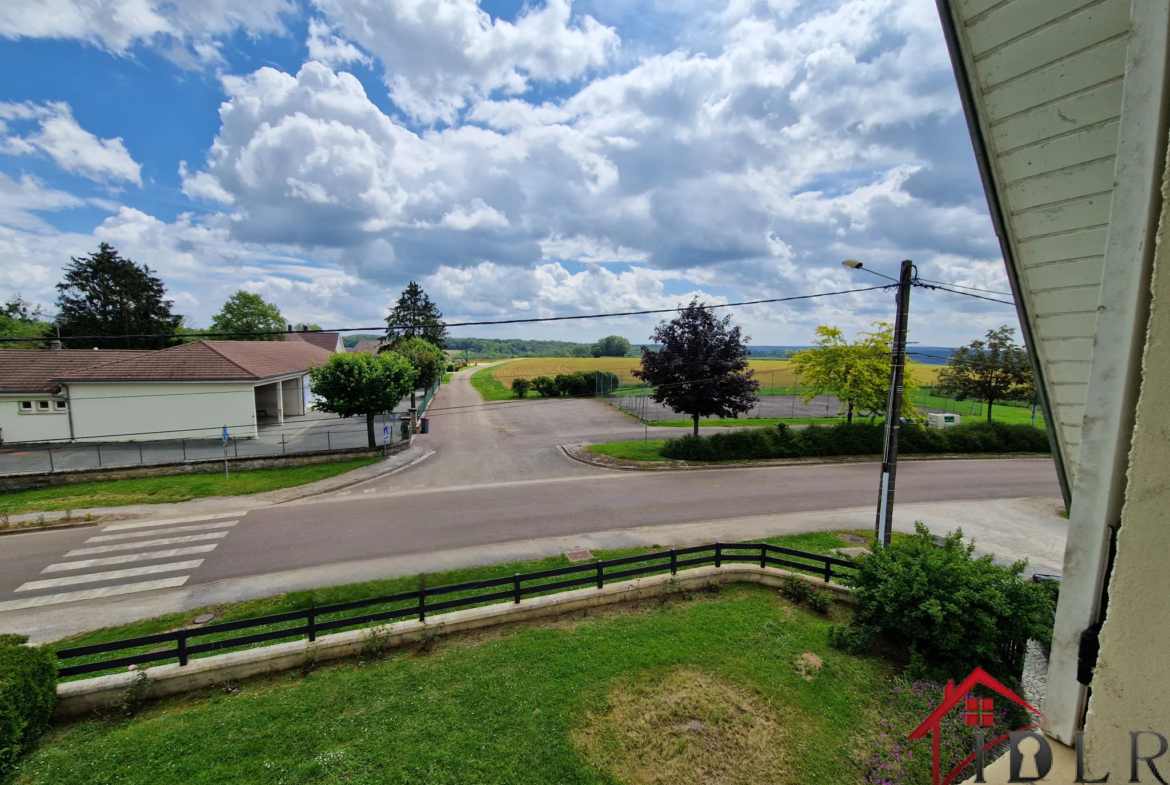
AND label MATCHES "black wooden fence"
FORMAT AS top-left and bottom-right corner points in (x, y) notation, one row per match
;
(56, 542), (855, 679)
